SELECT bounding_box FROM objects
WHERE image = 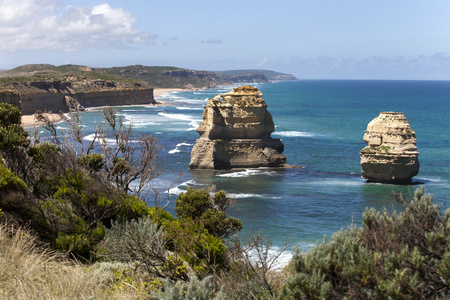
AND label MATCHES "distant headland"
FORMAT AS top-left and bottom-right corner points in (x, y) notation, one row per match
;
(0, 64), (297, 122)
